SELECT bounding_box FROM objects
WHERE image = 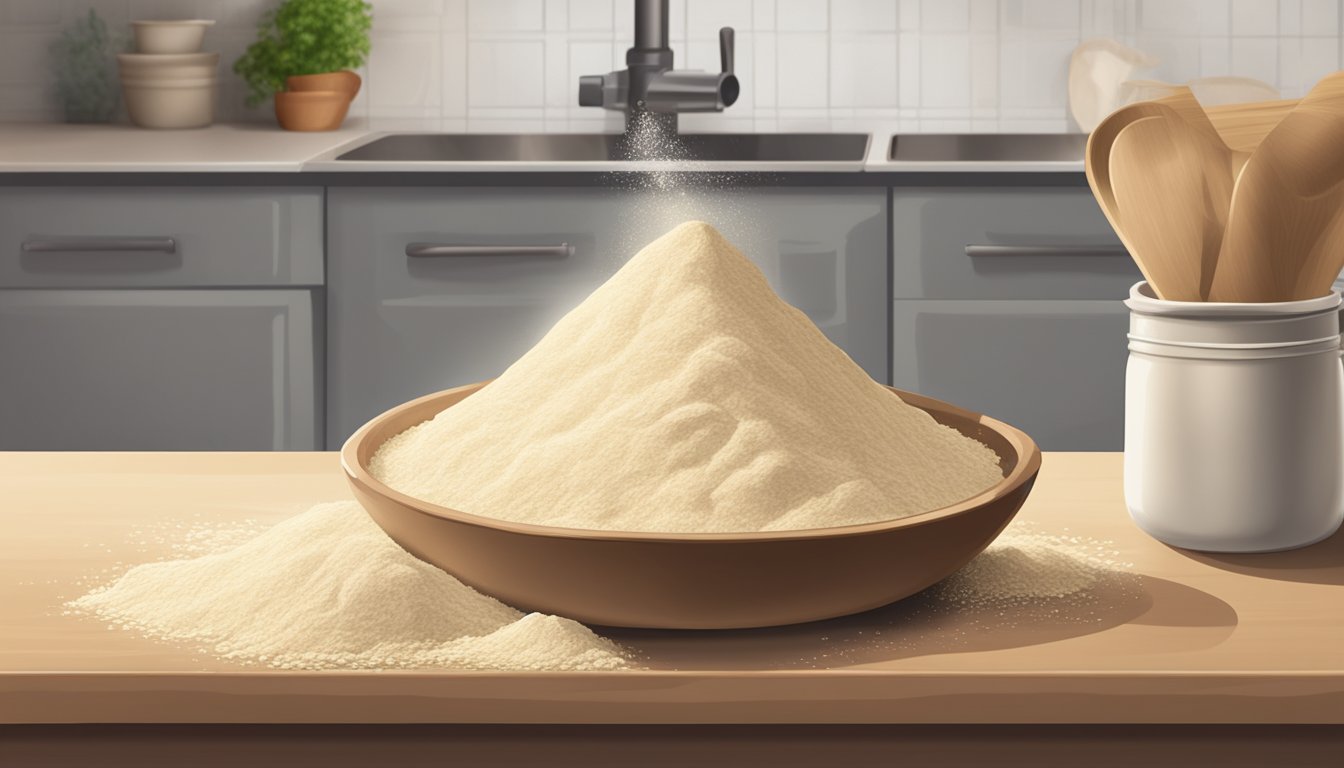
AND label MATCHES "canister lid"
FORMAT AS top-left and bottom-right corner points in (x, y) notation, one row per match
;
(1125, 281), (1342, 349)
(1124, 281), (1341, 317)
